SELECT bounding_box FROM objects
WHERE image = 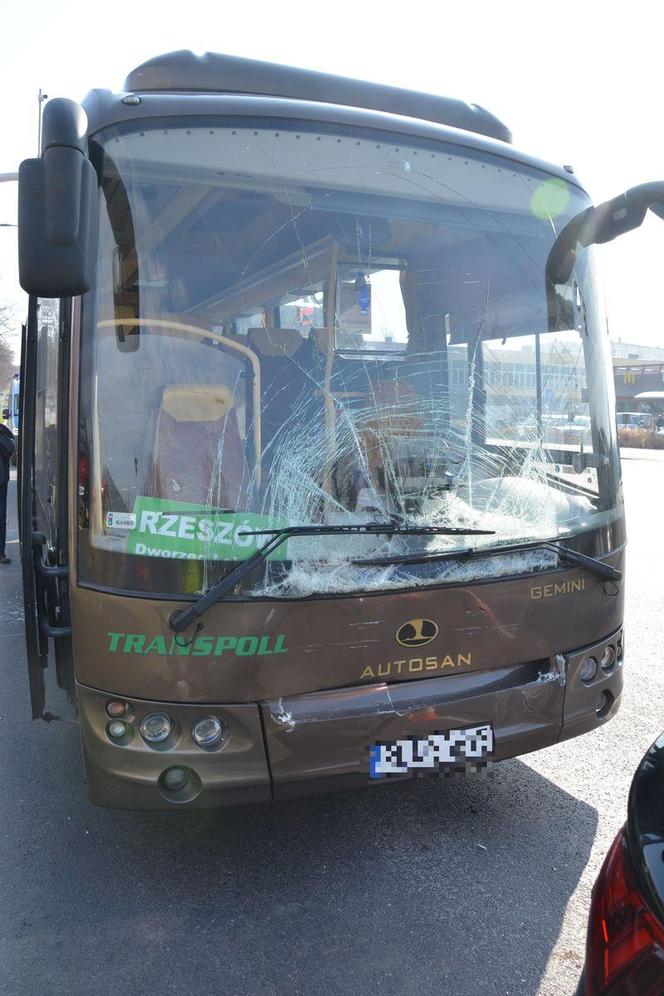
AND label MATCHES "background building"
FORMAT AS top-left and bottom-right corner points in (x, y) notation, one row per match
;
(611, 340), (664, 362)
(611, 341), (664, 415)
